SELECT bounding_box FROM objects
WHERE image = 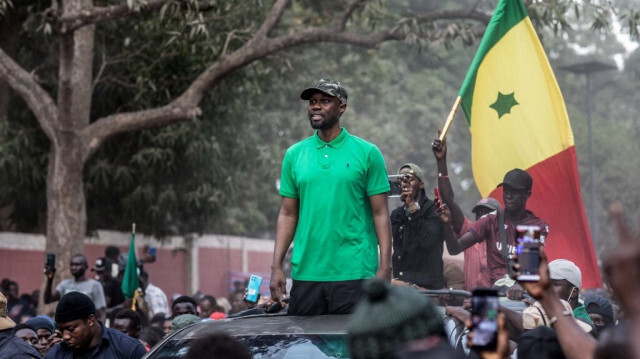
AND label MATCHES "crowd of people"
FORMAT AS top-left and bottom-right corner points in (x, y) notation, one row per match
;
(0, 243), (265, 358)
(1, 78), (639, 359)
